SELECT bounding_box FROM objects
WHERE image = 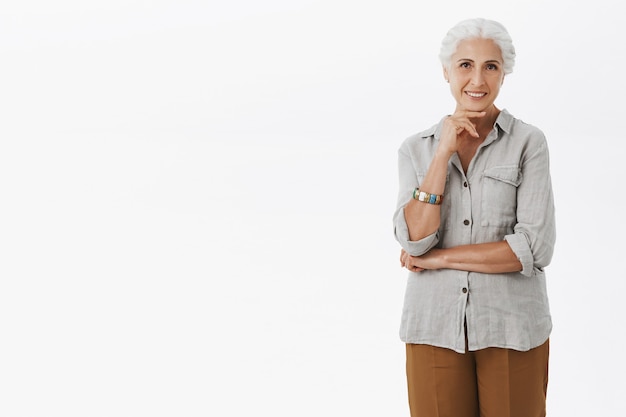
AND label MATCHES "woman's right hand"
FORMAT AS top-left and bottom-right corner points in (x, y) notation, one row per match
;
(437, 110), (486, 156)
